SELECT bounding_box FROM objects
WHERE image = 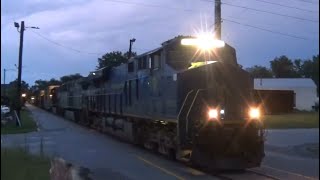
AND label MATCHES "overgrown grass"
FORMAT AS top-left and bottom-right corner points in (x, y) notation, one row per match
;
(263, 112), (319, 129)
(1, 148), (50, 180)
(1, 109), (38, 134)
